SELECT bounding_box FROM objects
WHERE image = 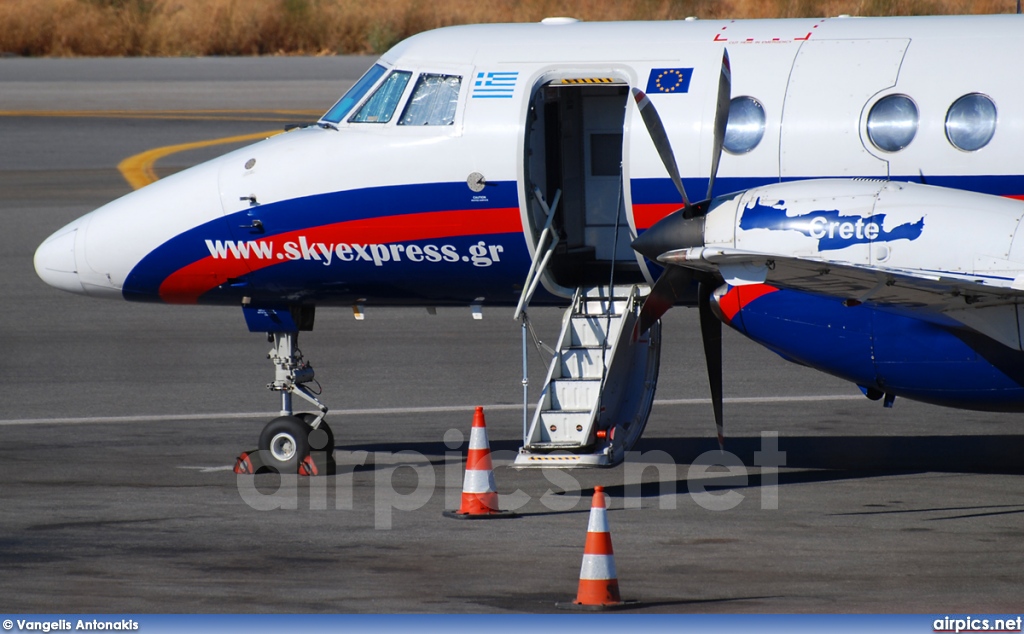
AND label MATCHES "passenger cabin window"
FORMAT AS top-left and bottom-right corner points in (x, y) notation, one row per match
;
(723, 96), (766, 154)
(867, 94), (919, 153)
(322, 64), (387, 124)
(945, 93), (997, 152)
(350, 70), (412, 123)
(399, 74), (462, 126)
